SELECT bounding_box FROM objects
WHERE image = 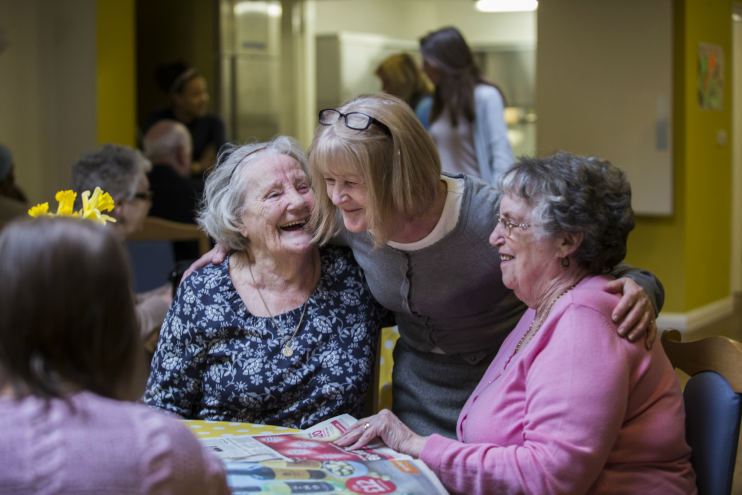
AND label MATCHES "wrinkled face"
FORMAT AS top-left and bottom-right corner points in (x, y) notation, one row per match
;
(490, 194), (561, 306)
(174, 75), (209, 120)
(113, 174), (151, 240)
(239, 155), (315, 256)
(323, 171), (369, 233)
